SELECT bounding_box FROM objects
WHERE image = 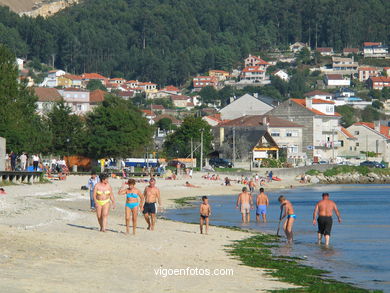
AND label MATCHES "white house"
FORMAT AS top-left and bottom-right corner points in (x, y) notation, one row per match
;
(289, 42), (309, 53)
(244, 55), (270, 70)
(363, 42), (388, 58)
(220, 94), (274, 120)
(358, 67), (380, 82)
(40, 70), (66, 87)
(324, 74), (351, 87)
(304, 90), (334, 101)
(34, 87), (63, 115)
(58, 88), (91, 115)
(273, 69), (290, 81)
